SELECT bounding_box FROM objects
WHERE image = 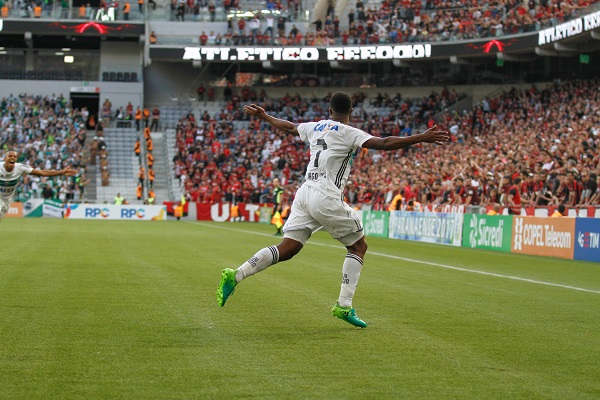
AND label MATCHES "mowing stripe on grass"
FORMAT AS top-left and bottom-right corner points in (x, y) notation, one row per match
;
(190, 221), (600, 295)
